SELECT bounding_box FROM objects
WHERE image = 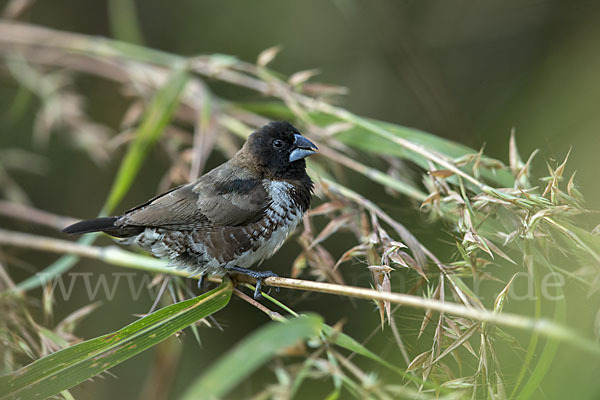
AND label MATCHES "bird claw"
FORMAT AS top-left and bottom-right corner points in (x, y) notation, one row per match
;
(254, 280), (263, 299)
(225, 266), (278, 300)
(261, 285), (280, 297)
